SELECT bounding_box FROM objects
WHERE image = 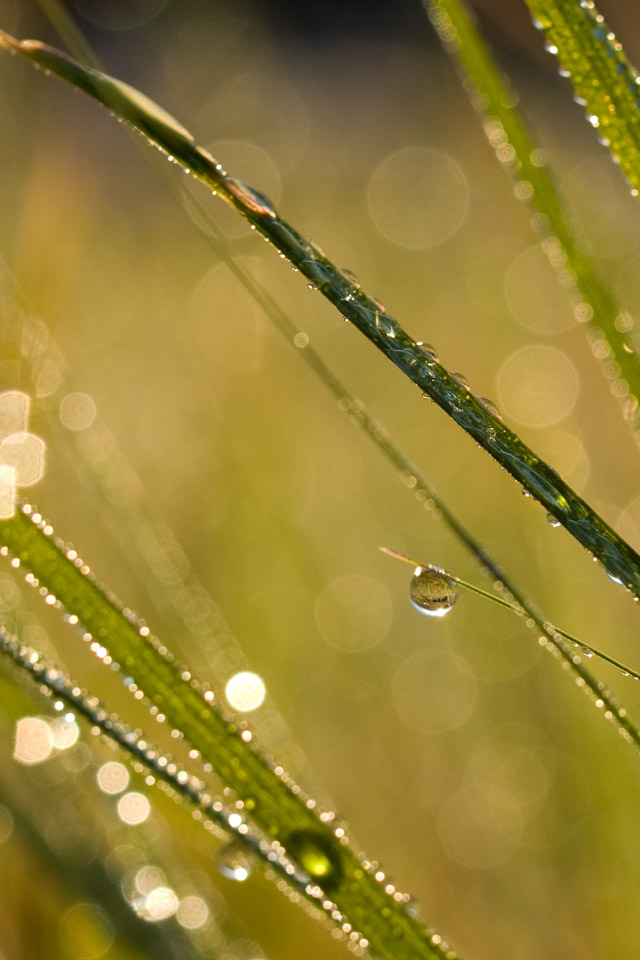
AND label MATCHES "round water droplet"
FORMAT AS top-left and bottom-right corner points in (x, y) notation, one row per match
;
(580, 646), (594, 658)
(478, 397), (502, 419)
(450, 371), (470, 390)
(417, 342), (439, 361)
(409, 567), (457, 617)
(225, 177), (276, 218)
(285, 830), (342, 890)
(341, 268), (361, 289)
(546, 513), (561, 527)
(217, 839), (254, 882)
(375, 313), (399, 338)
